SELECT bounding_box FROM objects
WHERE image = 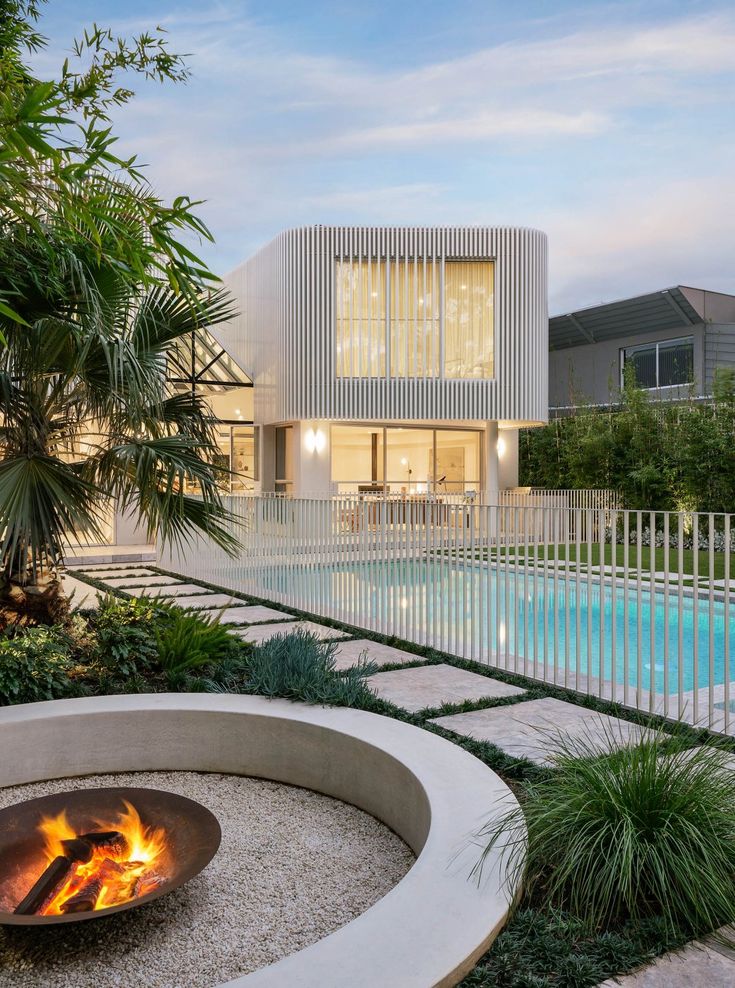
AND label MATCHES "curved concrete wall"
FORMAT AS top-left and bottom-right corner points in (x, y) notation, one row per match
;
(0, 694), (523, 987)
